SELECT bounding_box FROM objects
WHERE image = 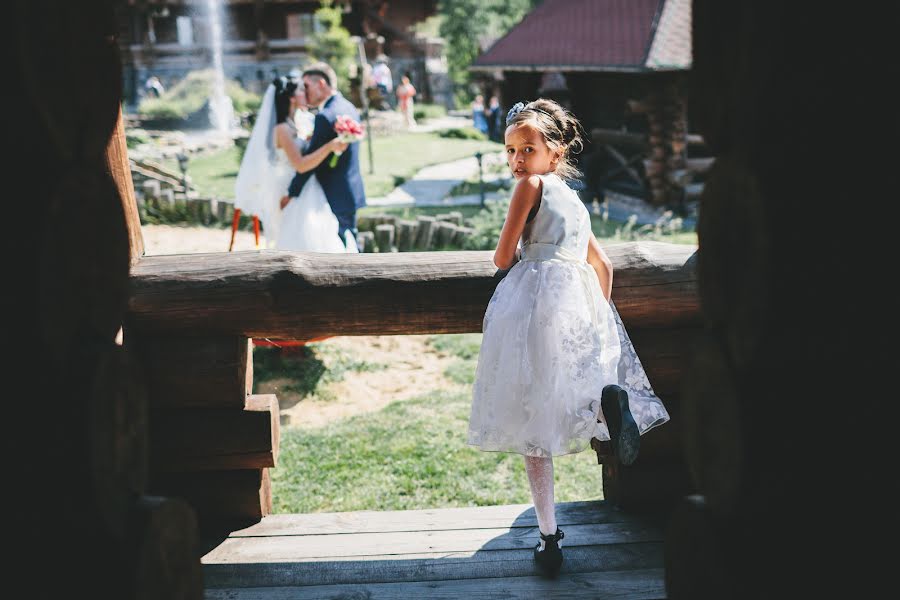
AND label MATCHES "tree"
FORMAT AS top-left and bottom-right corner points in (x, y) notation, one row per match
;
(438, 0), (539, 104)
(307, 0), (357, 98)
